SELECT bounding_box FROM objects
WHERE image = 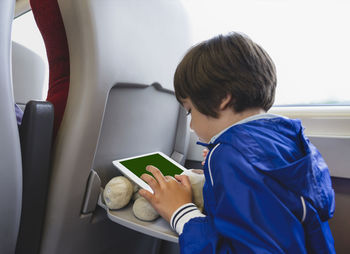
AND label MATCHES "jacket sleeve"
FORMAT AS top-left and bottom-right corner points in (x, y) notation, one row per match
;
(178, 144), (307, 254)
